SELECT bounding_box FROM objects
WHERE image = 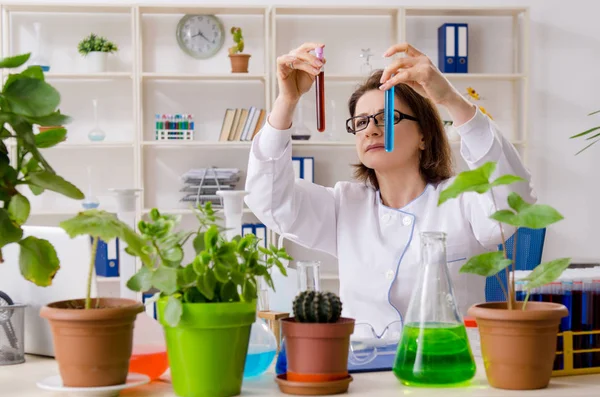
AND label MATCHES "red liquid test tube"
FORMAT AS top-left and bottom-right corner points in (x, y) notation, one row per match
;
(315, 46), (325, 132)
